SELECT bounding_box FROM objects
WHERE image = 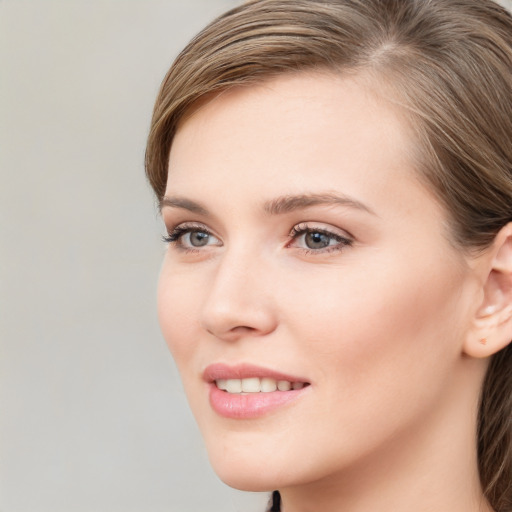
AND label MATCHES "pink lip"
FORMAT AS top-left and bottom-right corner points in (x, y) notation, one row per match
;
(203, 363), (308, 383)
(204, 363), (310, 419)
